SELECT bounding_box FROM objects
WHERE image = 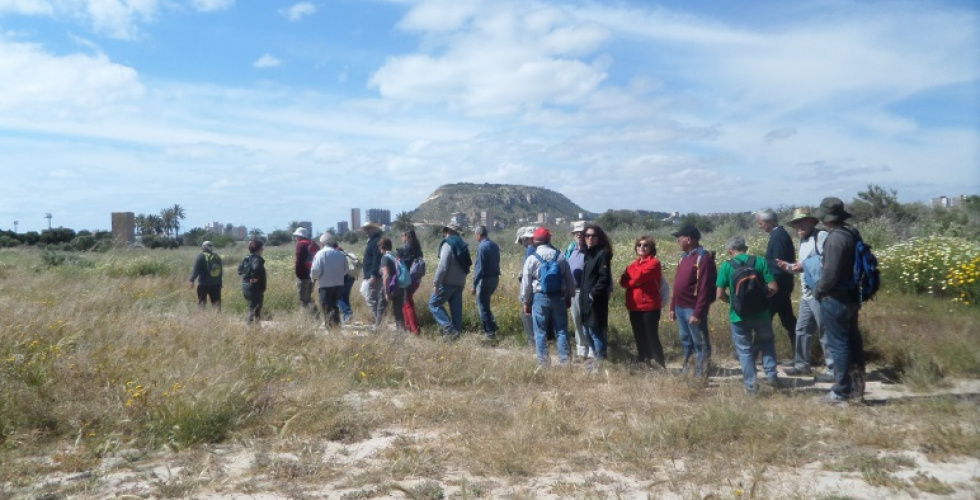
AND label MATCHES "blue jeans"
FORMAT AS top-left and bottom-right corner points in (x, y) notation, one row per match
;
(532, 293), (570, 365)
(475, 275), (499, 336)
(820, 296), (864, 398)
(730, 318), (778, 392)
(338, 275), (355, 320)
(429, 283), (464, 336)
(584, 325), (607, 360)
(675, 307), (709, 375)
